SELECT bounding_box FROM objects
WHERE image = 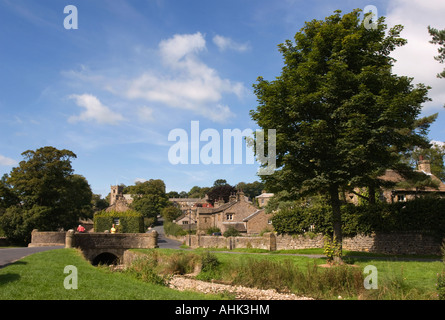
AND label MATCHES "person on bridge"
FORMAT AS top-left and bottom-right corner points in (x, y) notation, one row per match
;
(110, 224), (116, 234)
(77, 225), (85, 233)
